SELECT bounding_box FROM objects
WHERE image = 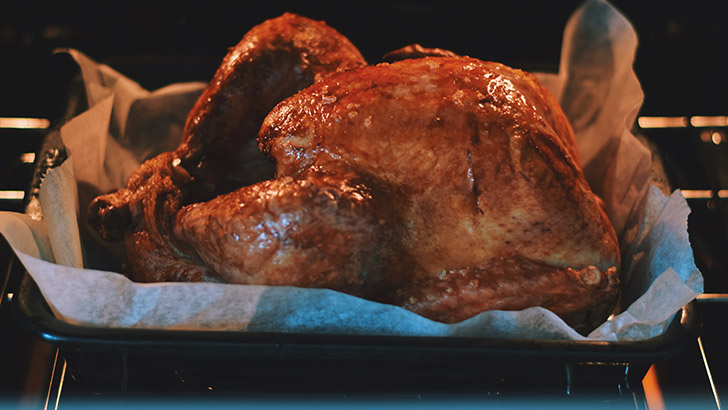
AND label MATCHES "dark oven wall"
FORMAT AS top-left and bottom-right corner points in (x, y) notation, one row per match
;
(2, 1), (726, 119)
